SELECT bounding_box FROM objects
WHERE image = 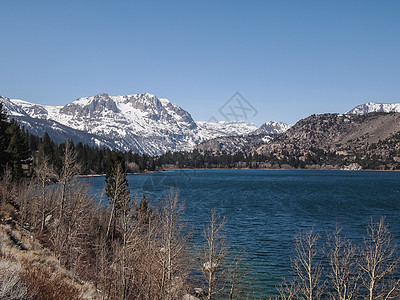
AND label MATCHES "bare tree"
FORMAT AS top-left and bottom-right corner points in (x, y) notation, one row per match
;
(115, 188), (136, 300)
(227, 251), (250, 300)
(93, 225), (112, 300)
(94, 189), (191, 300)
(133, 199), (159, 300)
(33, 148), (56, 233)
(203, 209), (228, 300)
(53, 182), (97, 271)
(328, 227), (360, 300)
(58, 140), (81, 223)
(157, 189), (189, 300)
(13, 178), (36, 228)
(51, 141), (84, 264)
(277, 280), (297, 300)
(105, 161), (130, 241)
(0, 164), (13, 203)
(359, 217), (400, 300)
(291, 229), (324, 300)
